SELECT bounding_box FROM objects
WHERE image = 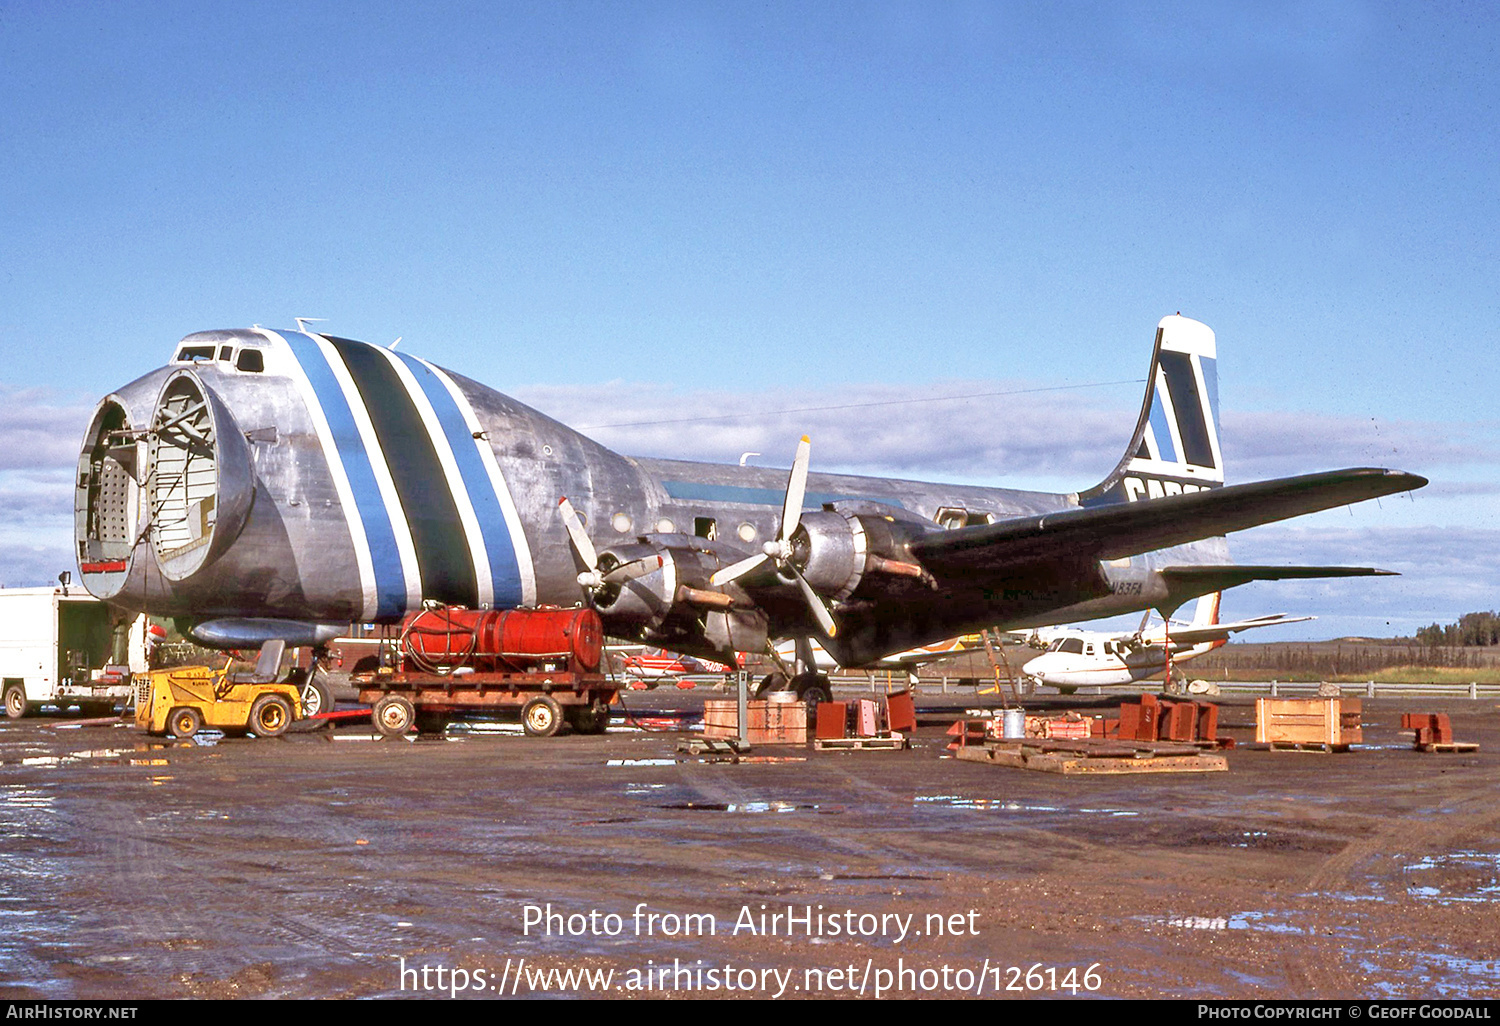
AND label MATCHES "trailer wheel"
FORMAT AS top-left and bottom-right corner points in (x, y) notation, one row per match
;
(522, 695), (562, 737)
(372, 695), (415, 737)
(569, 701), (610, 735)
(414, 710), (449, 735)
(168, 707), (202, 739)
(3, 683), (26, 720)
(249, 694), (293, 738)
